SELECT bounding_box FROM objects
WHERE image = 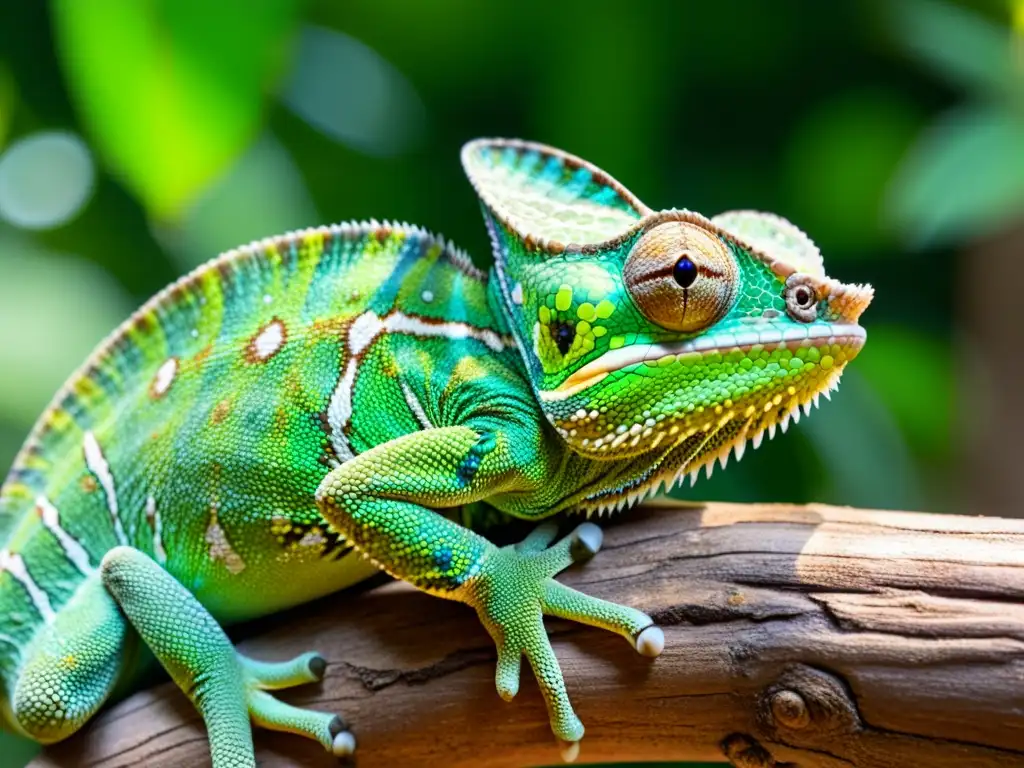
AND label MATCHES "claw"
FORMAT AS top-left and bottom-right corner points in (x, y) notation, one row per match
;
(560, 740), (580, 763)
(570, 522), (603, 562)
(635, 625), (665, 657)
(332, 729), (357, 757)
(308, 654), (327, 681)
